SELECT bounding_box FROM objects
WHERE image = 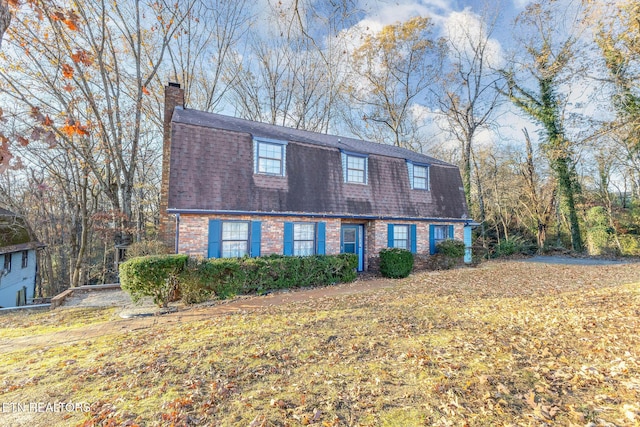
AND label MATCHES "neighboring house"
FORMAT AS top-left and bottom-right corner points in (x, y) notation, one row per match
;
(159, 83), (474, 271)
(0, 208), (45, 307)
